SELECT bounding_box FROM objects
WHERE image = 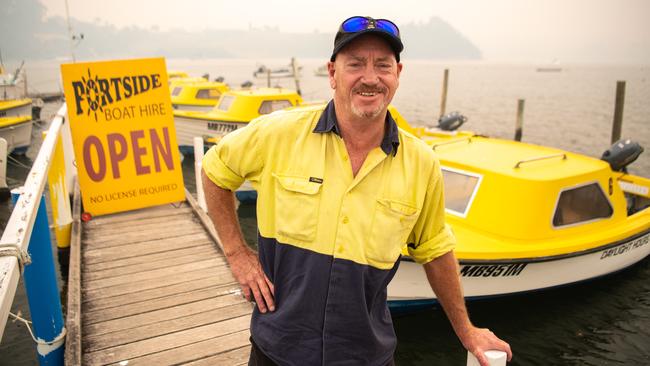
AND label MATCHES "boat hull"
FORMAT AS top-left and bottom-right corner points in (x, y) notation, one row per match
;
(174, 115), (245, 150)
(0, 101), (31, 119)
(388, 230), (650, 310)
(172, 104), (215, 113)
(0, 119), (33, 154)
